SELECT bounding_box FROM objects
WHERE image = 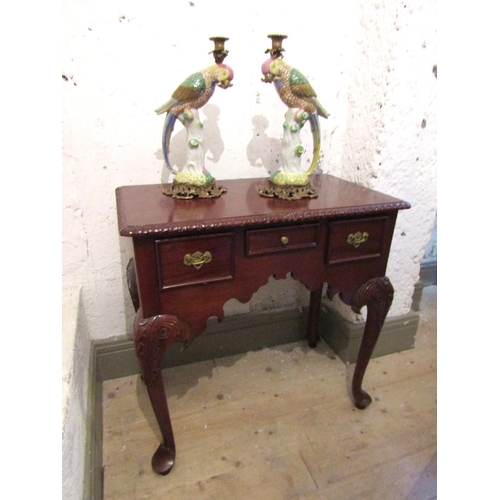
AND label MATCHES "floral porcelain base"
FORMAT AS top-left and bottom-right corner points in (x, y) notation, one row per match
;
(163, 179), (227, 200)
(258, 179), (318, 200)
(269, 170), (310, 186)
